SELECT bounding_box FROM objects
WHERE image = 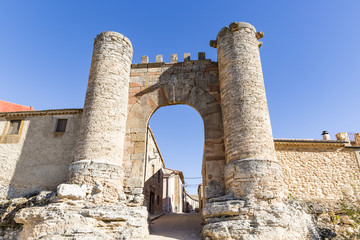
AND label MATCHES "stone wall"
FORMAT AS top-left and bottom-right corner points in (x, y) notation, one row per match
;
(275, 140), (360, 202)
(0, 110), (359, 208)
(0, 110), (82, 199)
